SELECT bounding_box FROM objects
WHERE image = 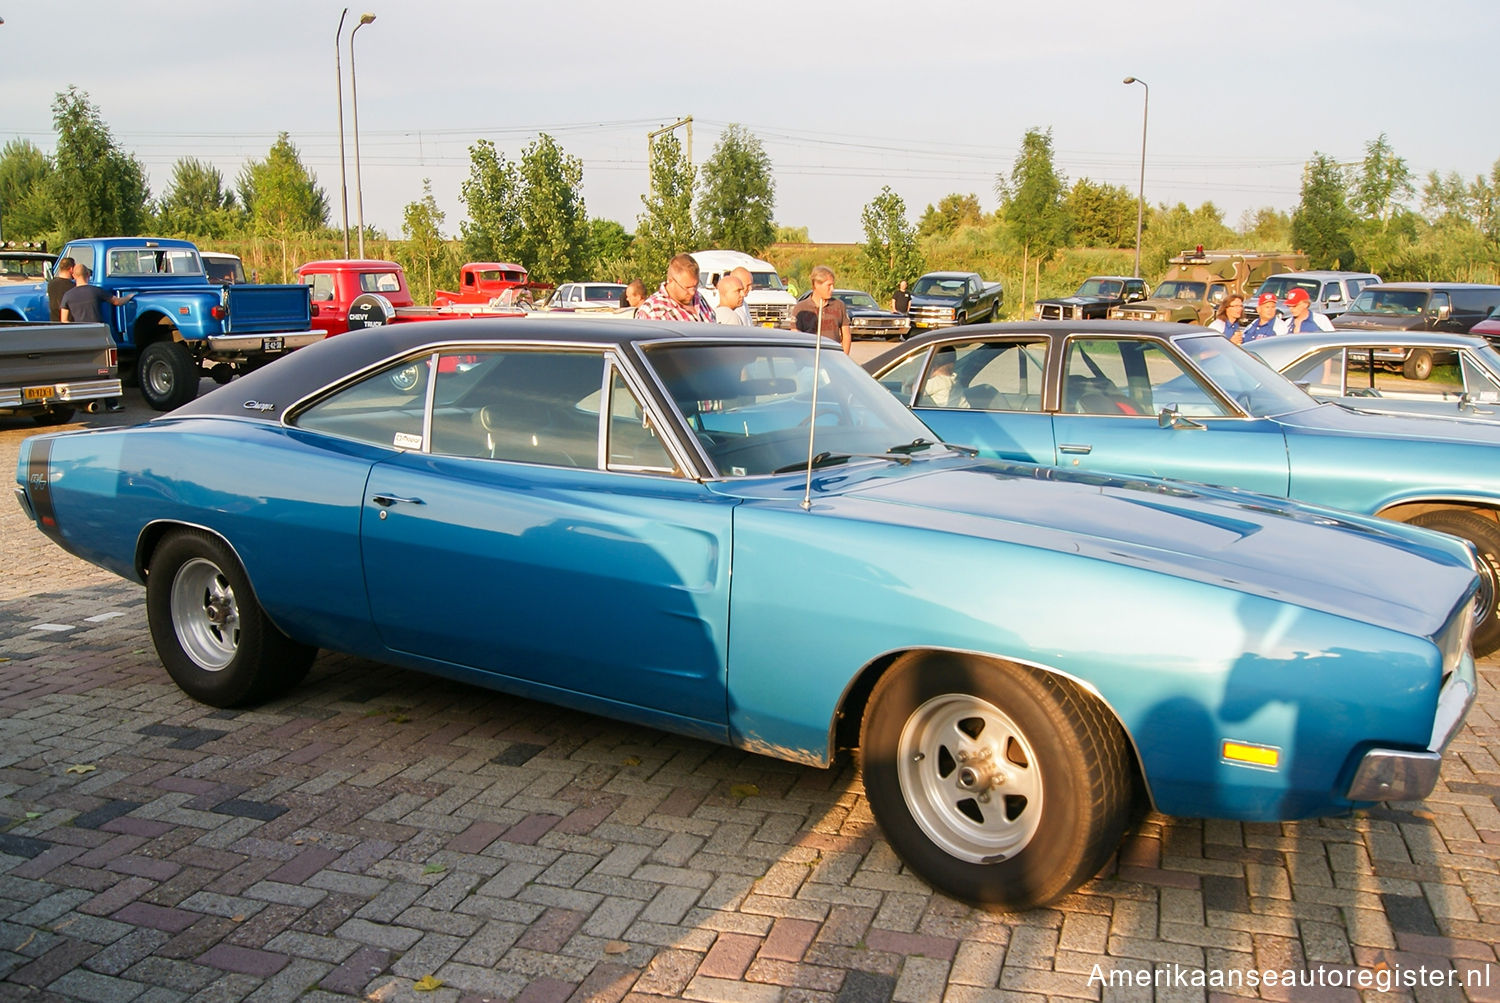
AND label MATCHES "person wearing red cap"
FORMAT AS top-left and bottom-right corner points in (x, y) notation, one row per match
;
(1241, 291), (1288, 343)
(1285, 287), (1335, 333)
